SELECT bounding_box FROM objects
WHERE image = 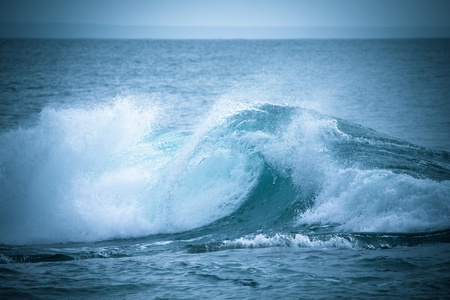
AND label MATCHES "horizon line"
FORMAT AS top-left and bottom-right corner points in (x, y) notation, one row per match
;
(1, 22), (450, 39)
